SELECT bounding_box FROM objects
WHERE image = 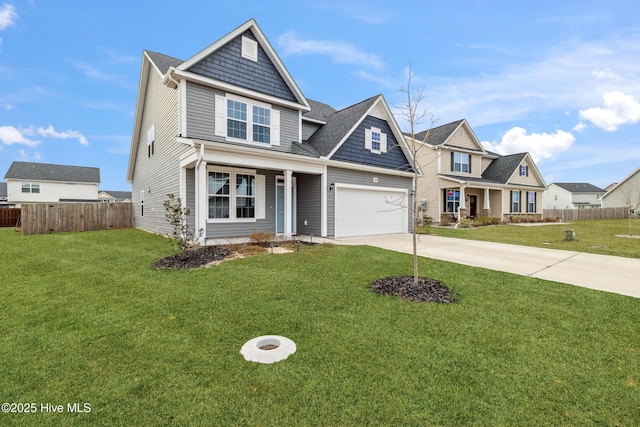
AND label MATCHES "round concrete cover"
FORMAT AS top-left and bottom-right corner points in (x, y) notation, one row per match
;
(240, 335), (296, 364)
